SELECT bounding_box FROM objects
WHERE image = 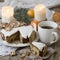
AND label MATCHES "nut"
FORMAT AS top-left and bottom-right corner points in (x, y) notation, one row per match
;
(10, 51), (17, 56)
